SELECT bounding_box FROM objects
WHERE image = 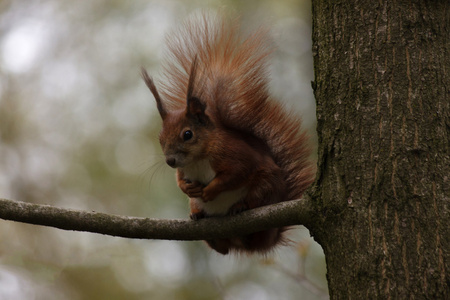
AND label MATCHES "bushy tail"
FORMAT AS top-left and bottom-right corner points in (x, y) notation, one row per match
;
(159, 12), (315, 200)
